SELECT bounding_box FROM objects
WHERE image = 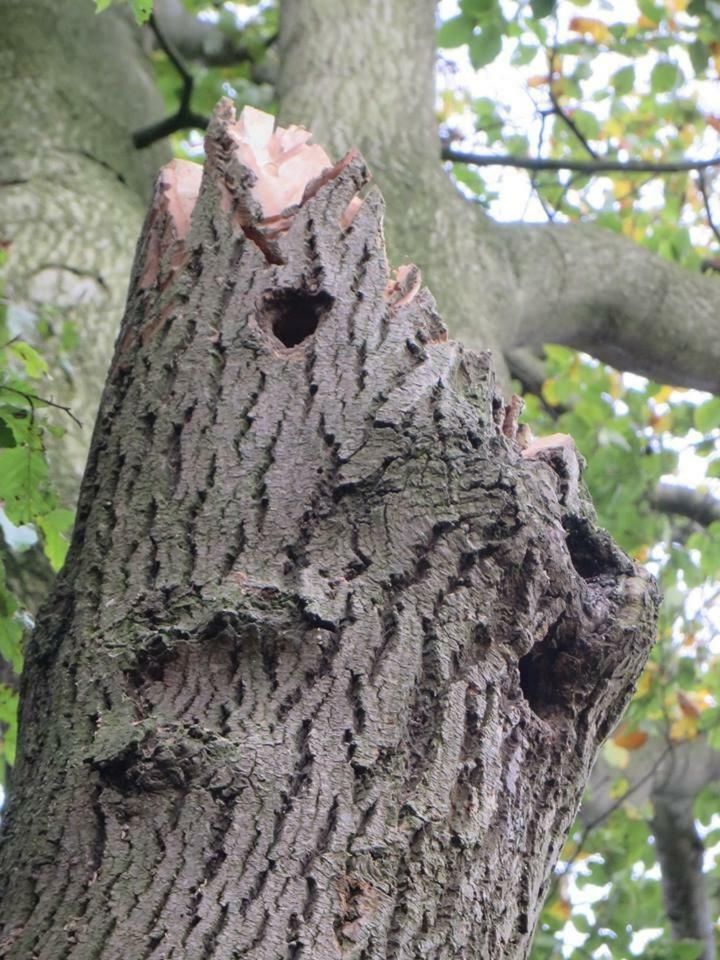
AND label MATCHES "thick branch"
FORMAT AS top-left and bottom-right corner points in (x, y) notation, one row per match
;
(585, 741), (718, 960)
(653, 795), (717, 960)
(276, 1), (720, 395)
(650, 483), (720, 527)
(502, 221), (720, 393)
